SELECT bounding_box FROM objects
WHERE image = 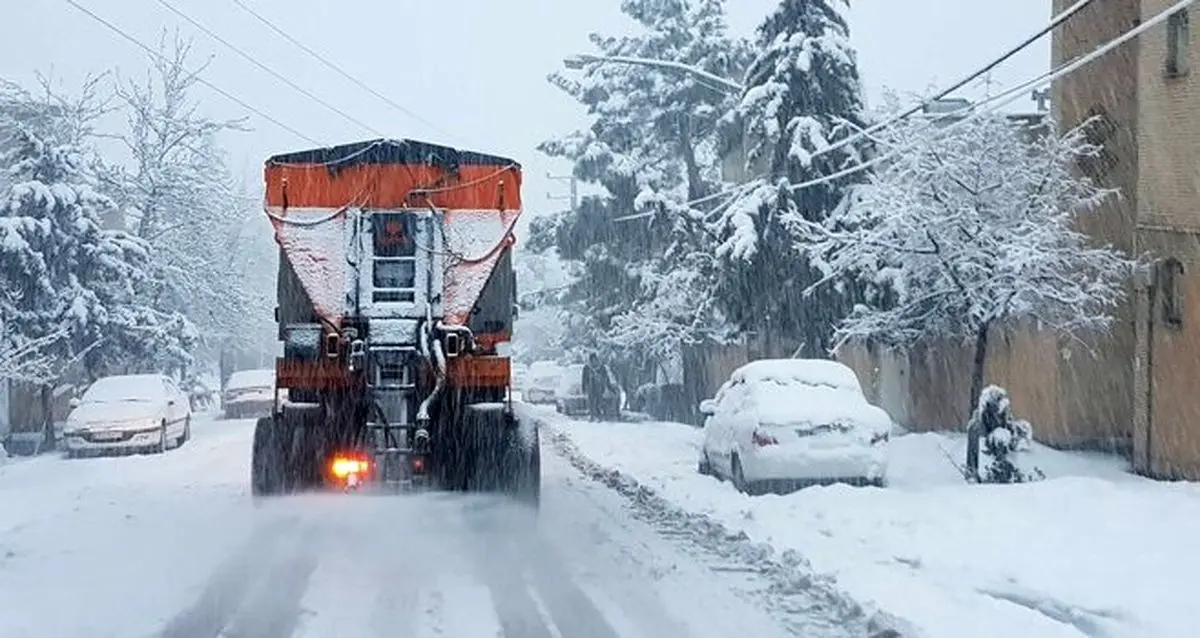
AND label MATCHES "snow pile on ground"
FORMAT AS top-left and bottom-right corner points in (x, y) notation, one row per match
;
(542, 411), (1198, 638)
